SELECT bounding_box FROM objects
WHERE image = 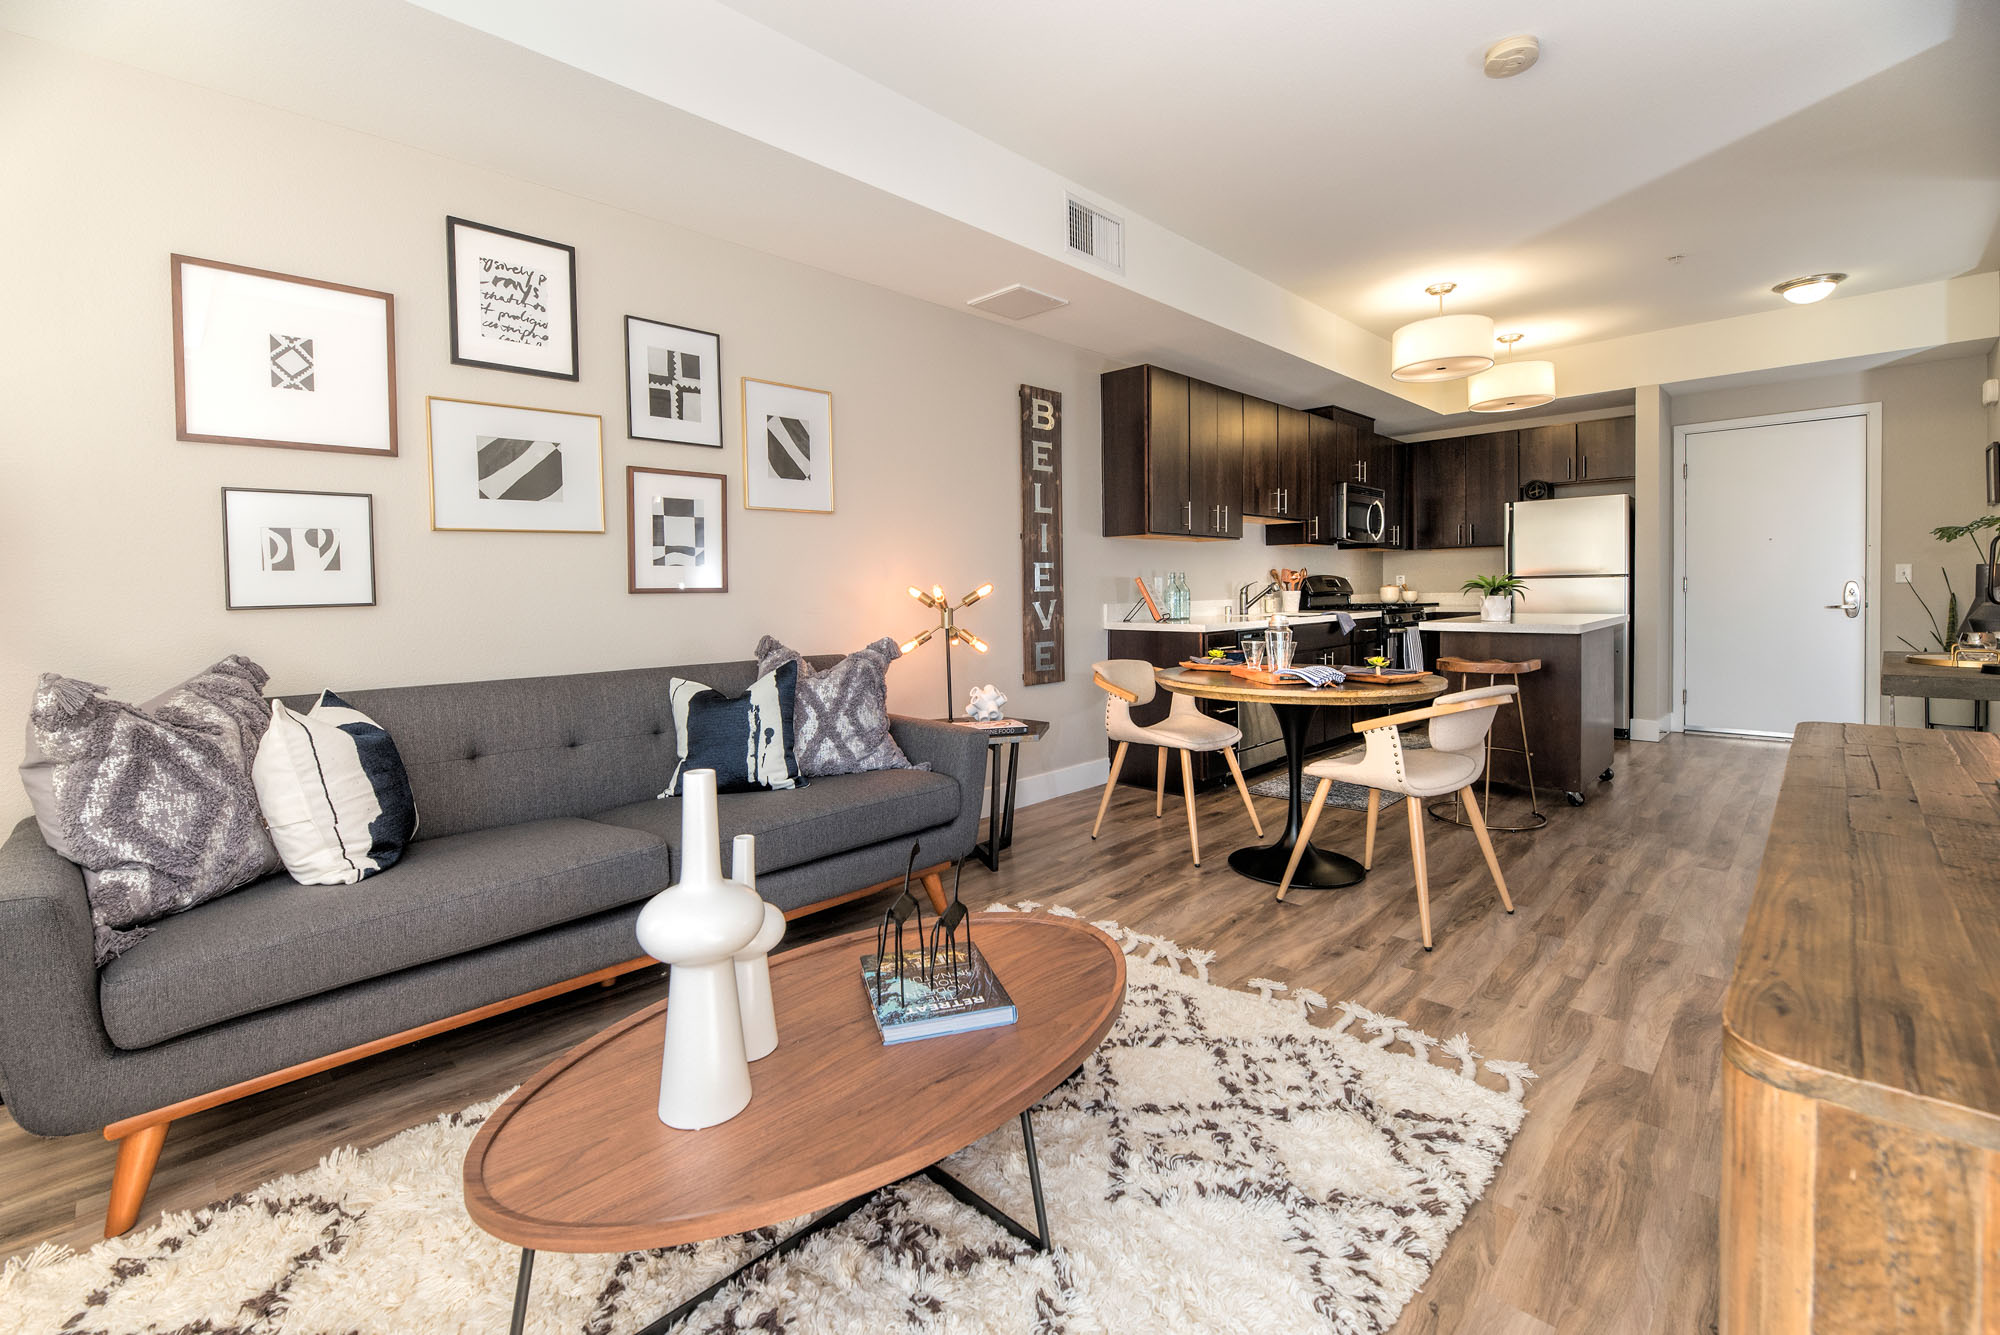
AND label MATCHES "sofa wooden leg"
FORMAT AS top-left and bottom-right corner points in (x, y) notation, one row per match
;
(106, 1121), (168, 1238)
(920, 871), (949, 914)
